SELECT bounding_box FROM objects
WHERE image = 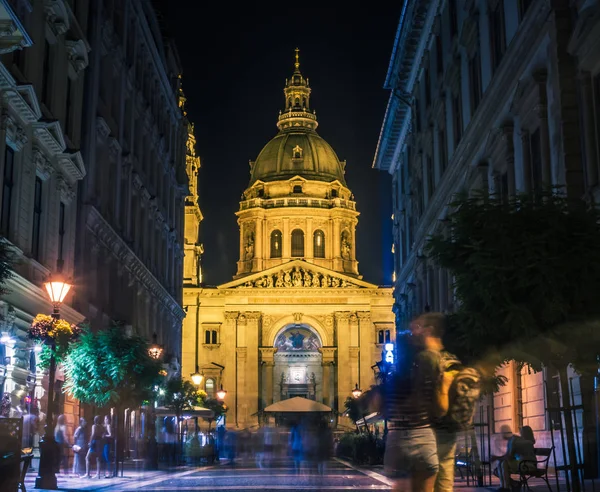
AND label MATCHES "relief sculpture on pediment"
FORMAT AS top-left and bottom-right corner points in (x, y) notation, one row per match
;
(240, 265), (359, 289)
